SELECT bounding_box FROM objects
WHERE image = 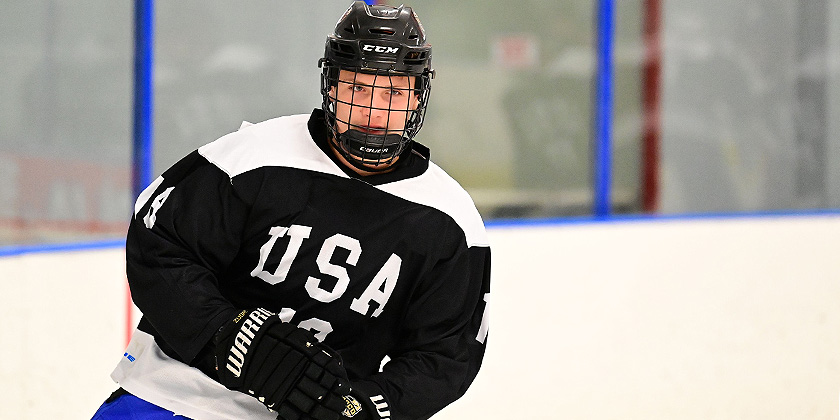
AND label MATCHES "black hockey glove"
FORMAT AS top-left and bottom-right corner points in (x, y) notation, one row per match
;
(214, 308), (351, 420)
